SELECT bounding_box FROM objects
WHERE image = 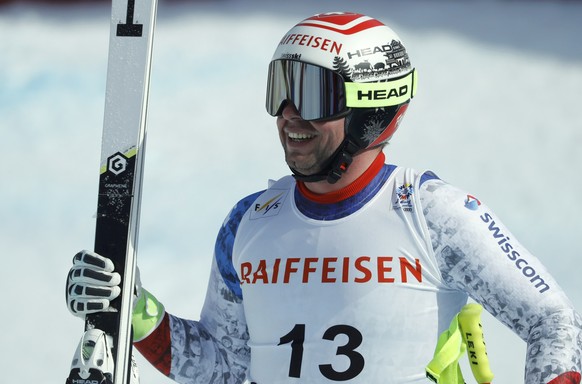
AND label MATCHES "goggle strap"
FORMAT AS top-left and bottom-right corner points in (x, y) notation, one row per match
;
(345, 69), (417, 109)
